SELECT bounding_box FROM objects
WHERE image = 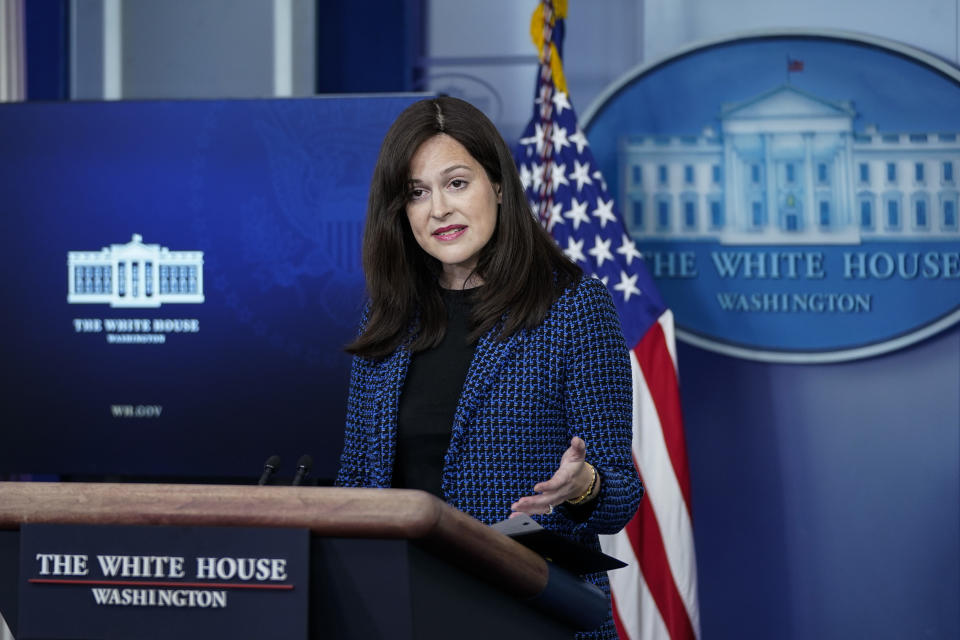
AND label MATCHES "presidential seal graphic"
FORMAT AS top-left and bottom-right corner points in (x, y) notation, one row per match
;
(68, 234), (204, 308)
(184, 97), (420, 368)
(584, 31), (960, 362)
